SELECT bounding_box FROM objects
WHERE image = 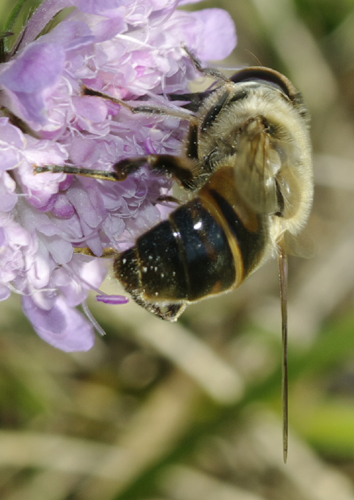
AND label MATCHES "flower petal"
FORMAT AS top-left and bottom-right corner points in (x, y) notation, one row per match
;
(23, 295), (95, 352)
(0, 43), (65, 93)
(17, 0), (75, 48)
(192, 9), (237, 61)
(0, 43), (66, 124)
